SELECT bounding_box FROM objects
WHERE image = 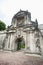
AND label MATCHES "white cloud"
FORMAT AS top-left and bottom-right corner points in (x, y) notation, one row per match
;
(0, 0), (43, 26)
